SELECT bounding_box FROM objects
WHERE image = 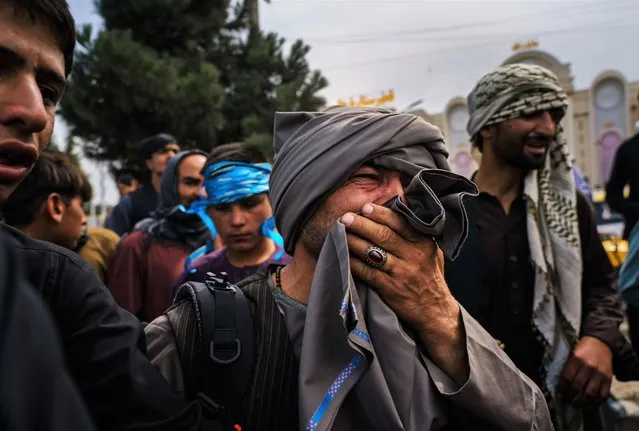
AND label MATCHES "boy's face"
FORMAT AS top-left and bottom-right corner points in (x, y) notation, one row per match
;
(48, 194), (87, 250)
(0, 5), (66, 202)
